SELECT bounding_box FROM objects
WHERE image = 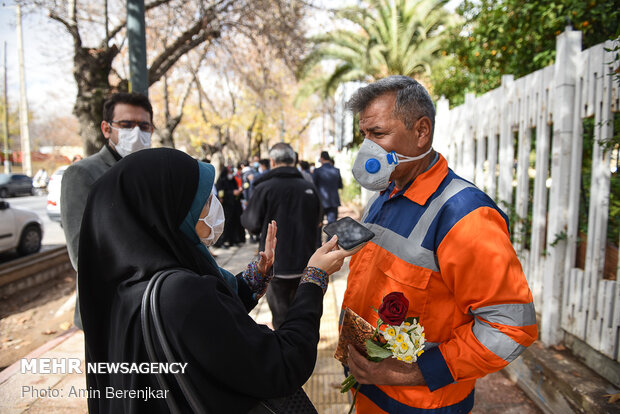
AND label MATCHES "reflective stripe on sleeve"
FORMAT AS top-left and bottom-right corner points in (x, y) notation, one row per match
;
(469, 302), (536, 327)
(472, 318), (526, 362)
